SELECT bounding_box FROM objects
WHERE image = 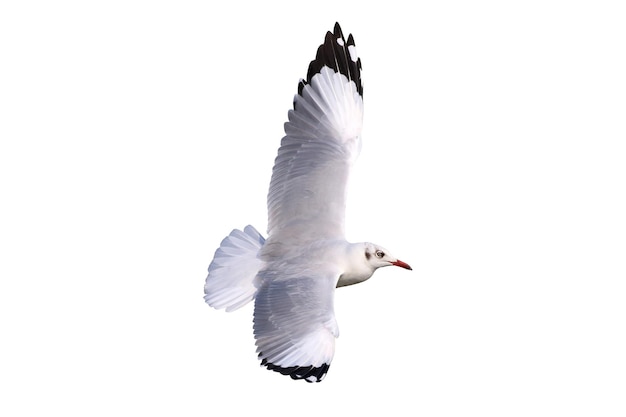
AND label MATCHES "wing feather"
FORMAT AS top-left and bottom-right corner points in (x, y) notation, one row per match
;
(253, 266), (340, 382)
(266, 23), (363, 243)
